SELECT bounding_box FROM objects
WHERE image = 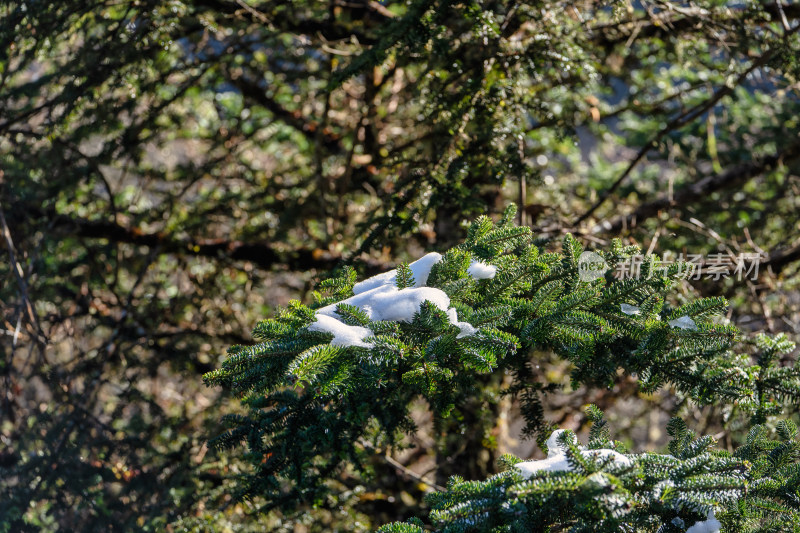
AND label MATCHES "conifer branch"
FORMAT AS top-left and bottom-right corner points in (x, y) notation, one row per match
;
(206, 208), (796, 517)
